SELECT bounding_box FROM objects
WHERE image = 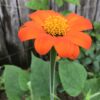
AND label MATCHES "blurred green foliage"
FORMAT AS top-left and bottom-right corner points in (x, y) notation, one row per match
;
(78, 22), (100, 74)
(79, 22), (100, 100)
(25, 0), (49, 10)
(25, 0), (80, 10)
(64, 0), (80, 5)
(83, 78), (100, 100)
